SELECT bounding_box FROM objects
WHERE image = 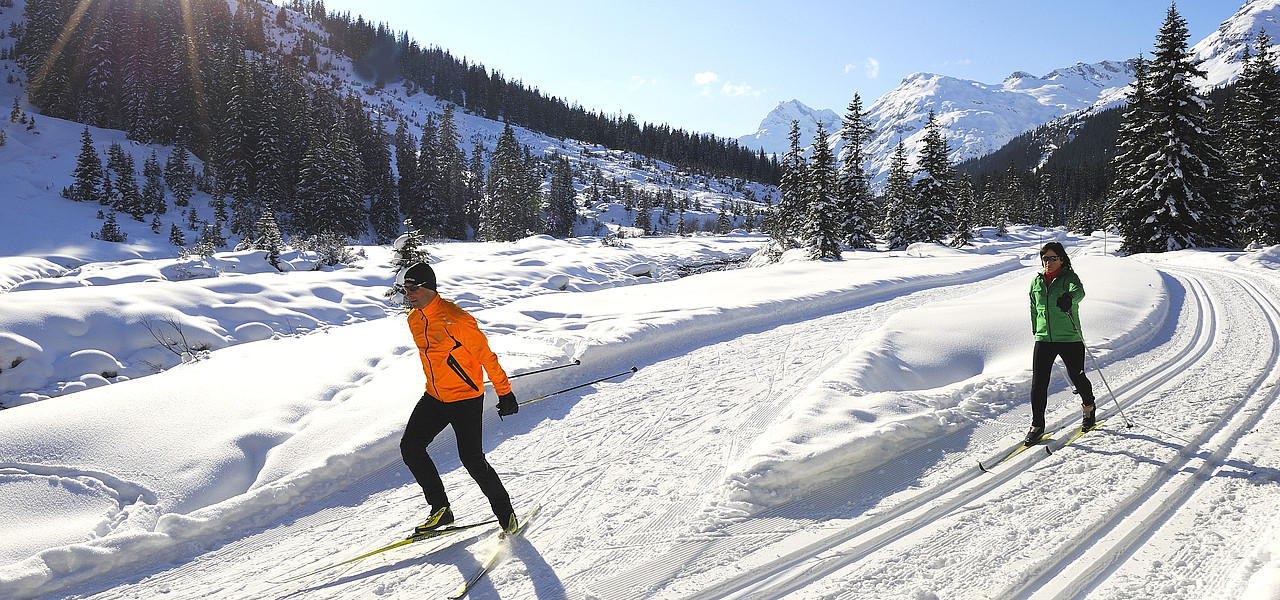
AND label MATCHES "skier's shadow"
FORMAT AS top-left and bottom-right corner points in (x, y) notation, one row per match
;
(277, 536), (565, 600)
(455, 537), (566, 600)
